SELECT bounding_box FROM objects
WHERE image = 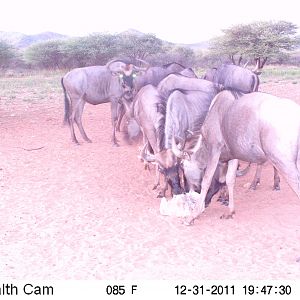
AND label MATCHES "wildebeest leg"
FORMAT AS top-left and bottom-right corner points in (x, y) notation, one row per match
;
(274, 161), (300, 199)
(249, 164), (262, 190)
(138, 141), (151, 170)
(273, 167), (280, 190)
(159, 175), (169, 198)
(116, 104), (125, 132)
(110, 100), (119, 146)
(215, 162), (229, 206)
(184, 152), (221, 225)
(221, 159), (239, 219)
(153, 168), (168, 198)
(153, 165), (160, 190)
(74, 100), (92, 143)
(205, 163), (227, 207)
(217, 185), (229, 205)
(69, 100), (80, 145)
